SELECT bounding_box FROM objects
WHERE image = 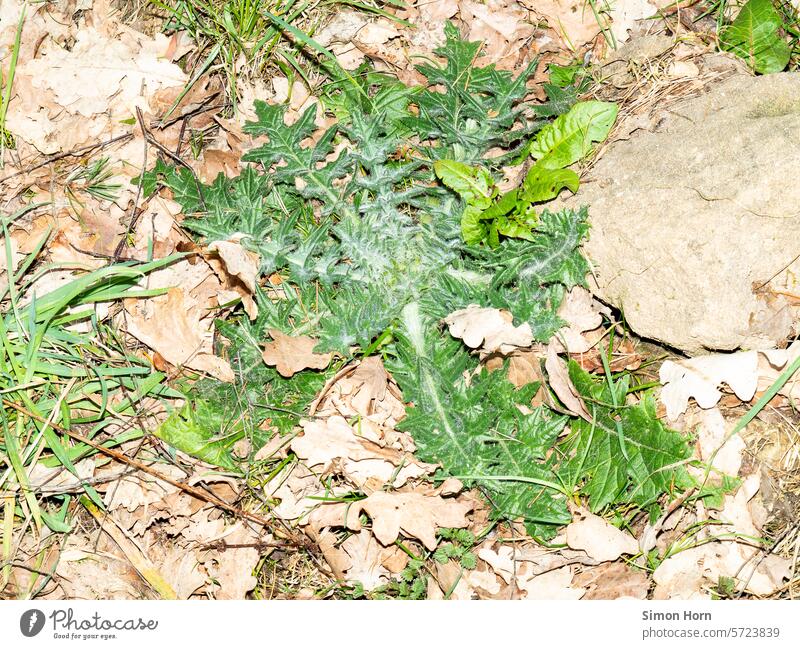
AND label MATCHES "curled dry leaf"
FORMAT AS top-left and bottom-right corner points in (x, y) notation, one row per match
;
(345, 491), (473, 550)
(261, 329), (332, 378)
(659, 341), (800, 420)
(523, 0), (602, 51)
(445, 304), (533, 355)
(291, 416), (434, 488)
(205, 235), (261, 320)
(572, 561), (650, 599)
(207, 235), (260, 294)
(545, 342), (591, 420)
(316, 356), (407, 426)
(552, 286), (604, 353)
(565, 509), (639, 562)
